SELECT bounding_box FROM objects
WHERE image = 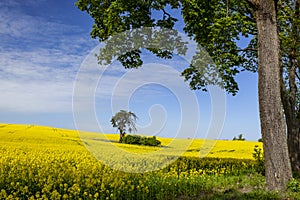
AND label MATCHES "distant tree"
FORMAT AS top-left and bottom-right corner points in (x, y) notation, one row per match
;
(238, 134), (245, 141)
(111, 110), (138, 143)
(233, 134), (245, 141)
(258, 138), (263, 142)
